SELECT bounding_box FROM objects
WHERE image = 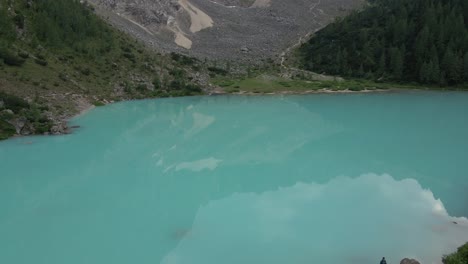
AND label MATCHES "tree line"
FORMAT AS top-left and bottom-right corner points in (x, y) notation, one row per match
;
(299, 0), (468, 86)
